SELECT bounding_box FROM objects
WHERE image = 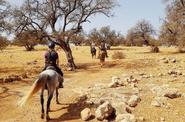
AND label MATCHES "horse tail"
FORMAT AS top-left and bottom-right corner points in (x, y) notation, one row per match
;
(18, 74), (47, 107)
